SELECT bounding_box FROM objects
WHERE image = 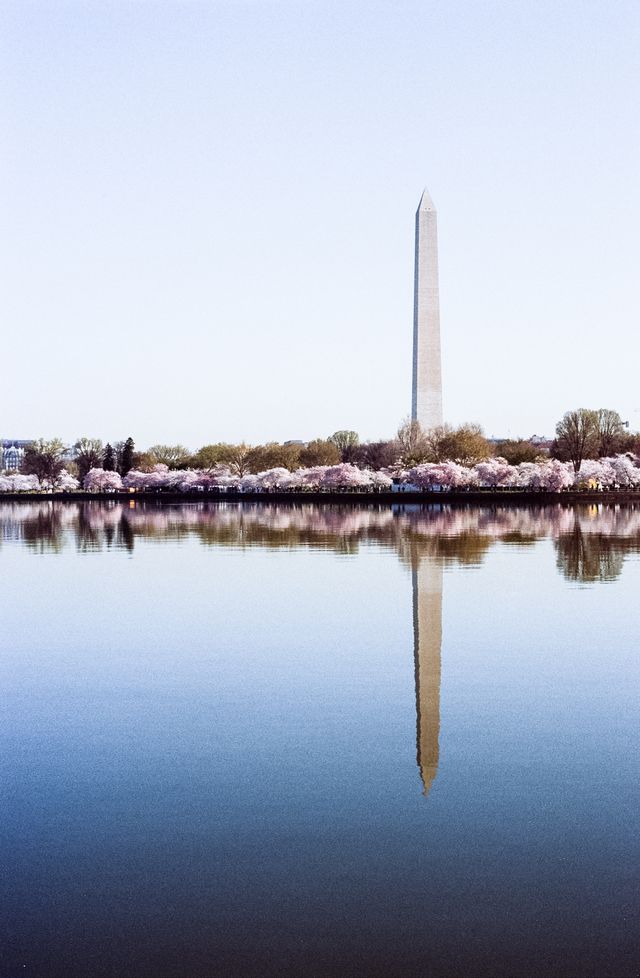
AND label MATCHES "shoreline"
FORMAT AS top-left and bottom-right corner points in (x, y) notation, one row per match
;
(2, 488), (640, 505)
